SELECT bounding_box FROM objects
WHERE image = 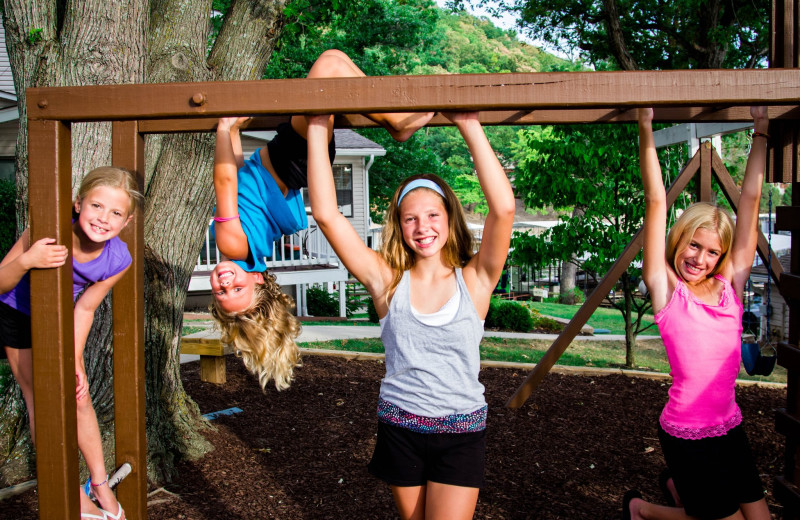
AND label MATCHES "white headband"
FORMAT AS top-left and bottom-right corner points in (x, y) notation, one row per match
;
(397, 179), (446, 205)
